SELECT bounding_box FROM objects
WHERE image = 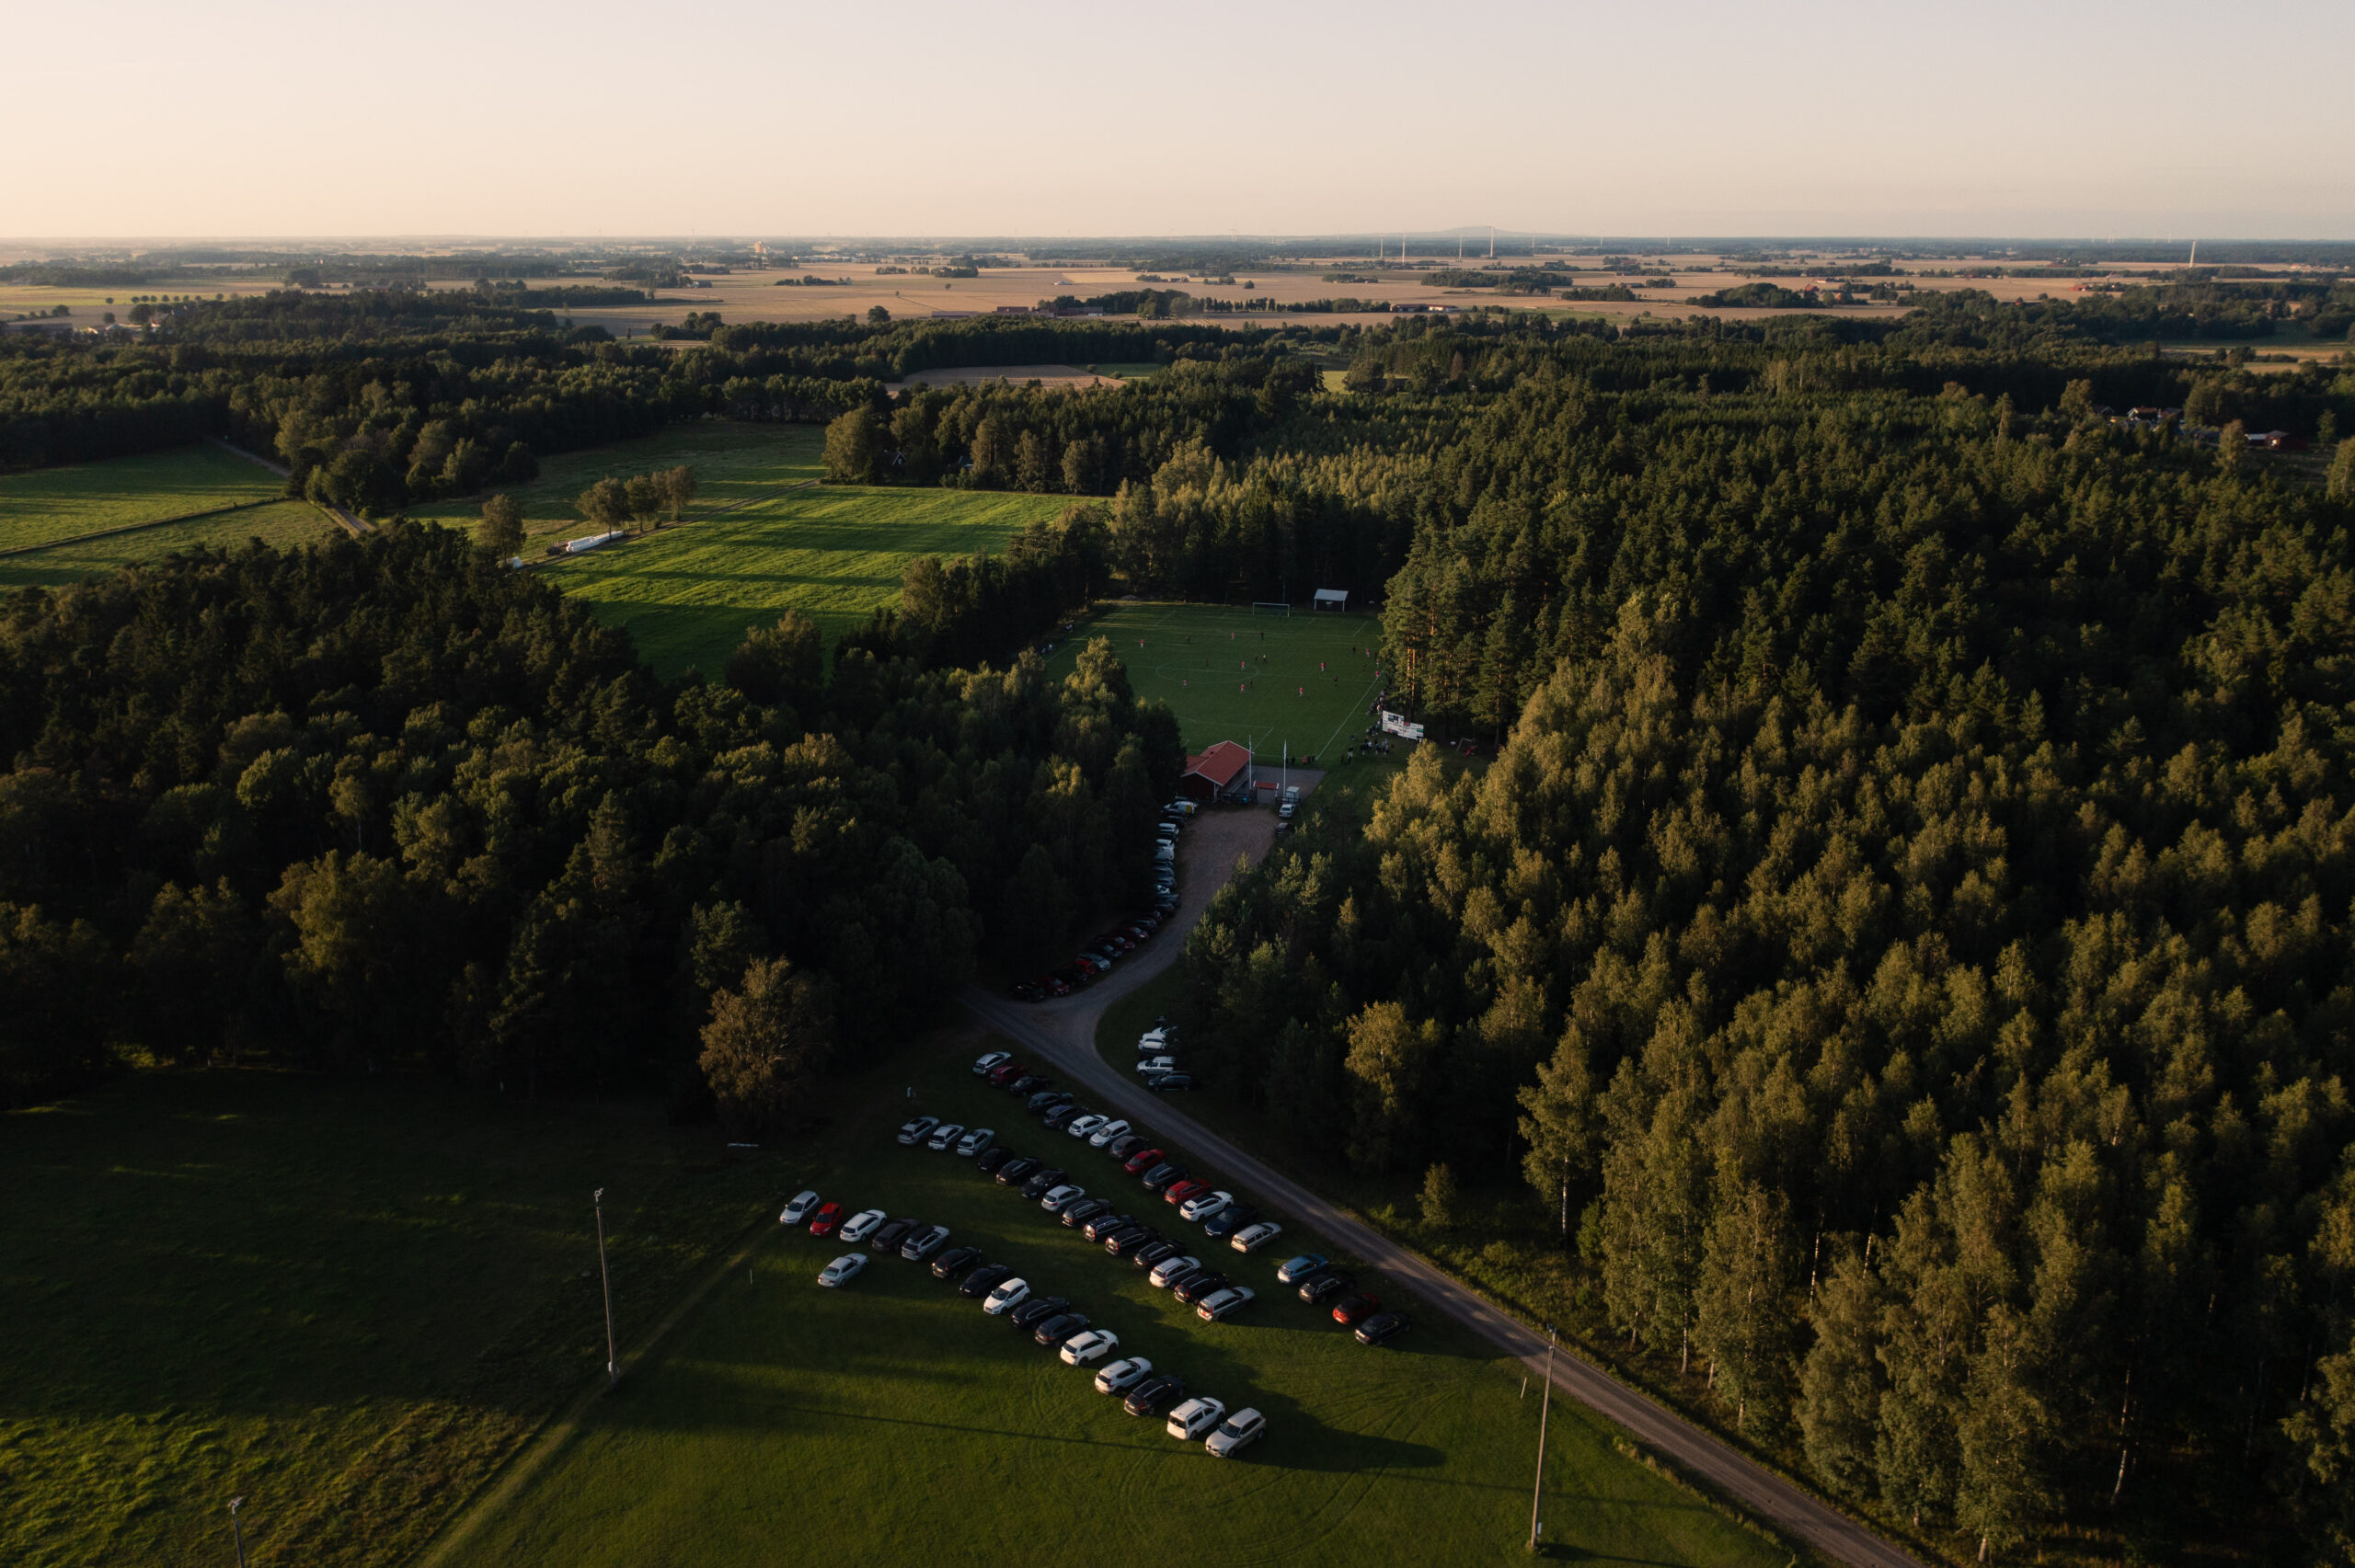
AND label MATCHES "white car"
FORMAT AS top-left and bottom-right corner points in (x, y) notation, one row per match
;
(1166, 1396), (1228, 1442)
(1065, 1114), (1108, 1141)
(1040, 1184), (1087, 1214)
(1154, 842), (1177, 863)
(1149, 1254), (1200, 1288)
(1138, 1027), (1177, 1051)
(956, 1127), (995, 1158)
(925, 1122), (965, 1152)
(778, 1189), (821, 1226)
(1087, 1118), (1132, 1149)
(817, 1253), (867, 1288)
(895, 1115), (937, 1147)
(1231, 1221), (1283, 1253)
(1204, 1407), (1266, 1458)
(1197, 1285), (1256, 1322)
(973, 1049), (1012, 1075)
(1094, 1355), (1155, 1395)
(1166, 799), (1198, 818)
(982, 1276), (1031, 1315)
(840, 1207), (888, 1243)
(1179, 1189), (1232, 1223)
(1060, 1329), (1120, 1367)
(1137, 1055), (1177, 1077)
